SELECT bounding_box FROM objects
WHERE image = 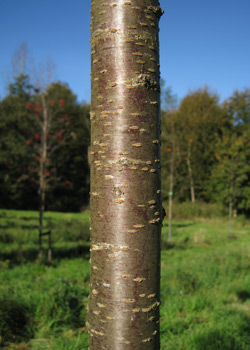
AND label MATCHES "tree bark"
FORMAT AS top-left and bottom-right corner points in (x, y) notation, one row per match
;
(88, 1), (163, 349)
(168, 186), (173, 244)
(38, 94), (48, 258)
(228, 180), (233, 239)
(187, 141), (195, 203)
(168, 122), (175, 244)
